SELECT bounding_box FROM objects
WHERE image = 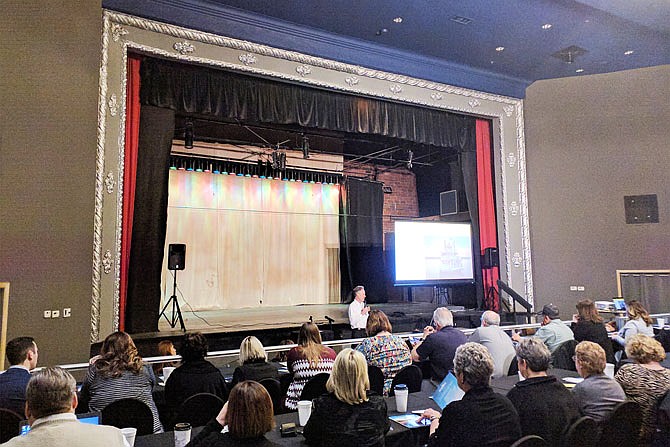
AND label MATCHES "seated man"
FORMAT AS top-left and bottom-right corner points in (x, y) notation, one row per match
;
(420, 343), (522, 447)
(4, 367), (128, 446)
(572, 341), (625, 422)
(514, 303), (573, 353)
(0, 337), (38, 415)
(469, 311), (516, 378)
(411, 307), (467, 381)
(507, 338), (580, 447)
